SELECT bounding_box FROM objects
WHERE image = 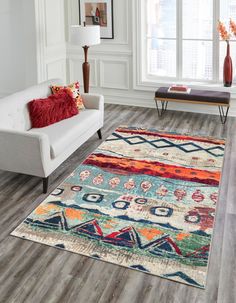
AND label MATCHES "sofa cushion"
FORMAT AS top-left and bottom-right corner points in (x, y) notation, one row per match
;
(51, 82), (85, 111)
(29, 109), (100, 158)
